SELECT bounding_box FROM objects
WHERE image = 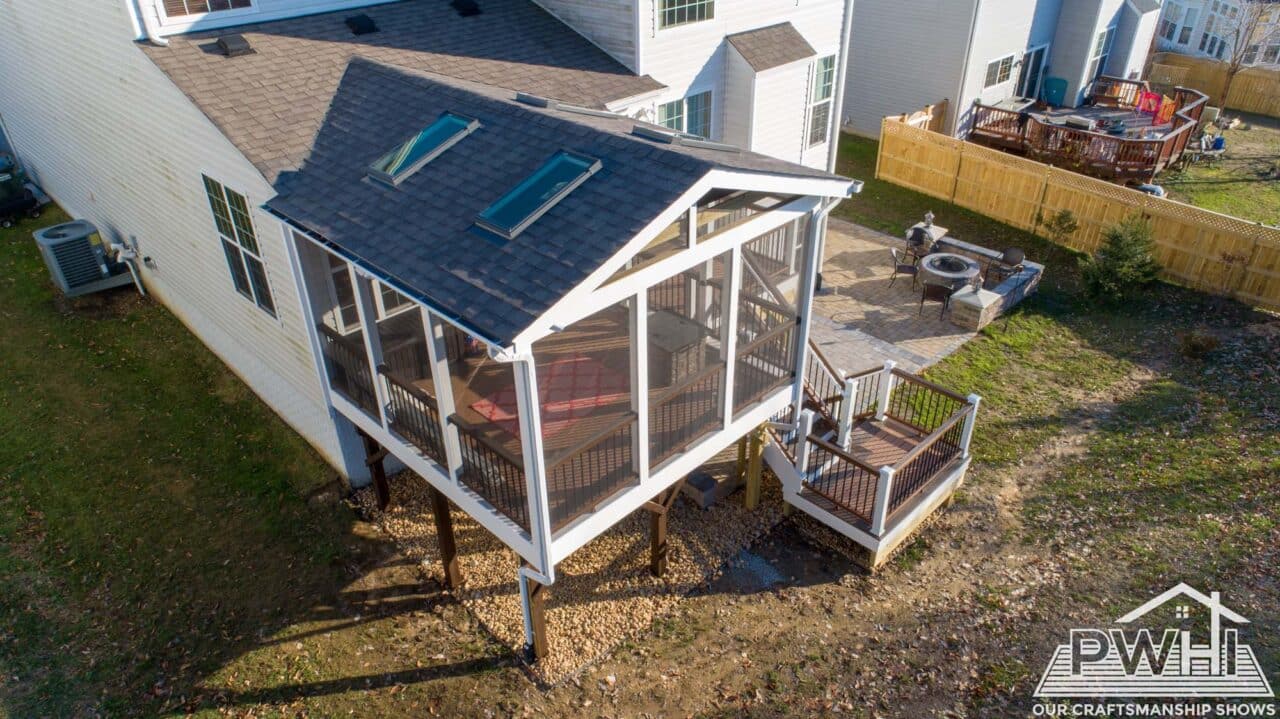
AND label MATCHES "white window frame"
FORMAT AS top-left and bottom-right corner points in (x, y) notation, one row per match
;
(157, 0), (257, 26)
(807, 56), (836, 148)
(657, 90), (713, 139)
(1016, 44), (1050, 99)
(1160, 3), (1183, 41)
(202, 175), (276, 318)
(983, 54), (1016, 89)
(1087, 27), (1116, 83)
(1179, 8), (1200, 44)
(657, 0), (715, 30)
